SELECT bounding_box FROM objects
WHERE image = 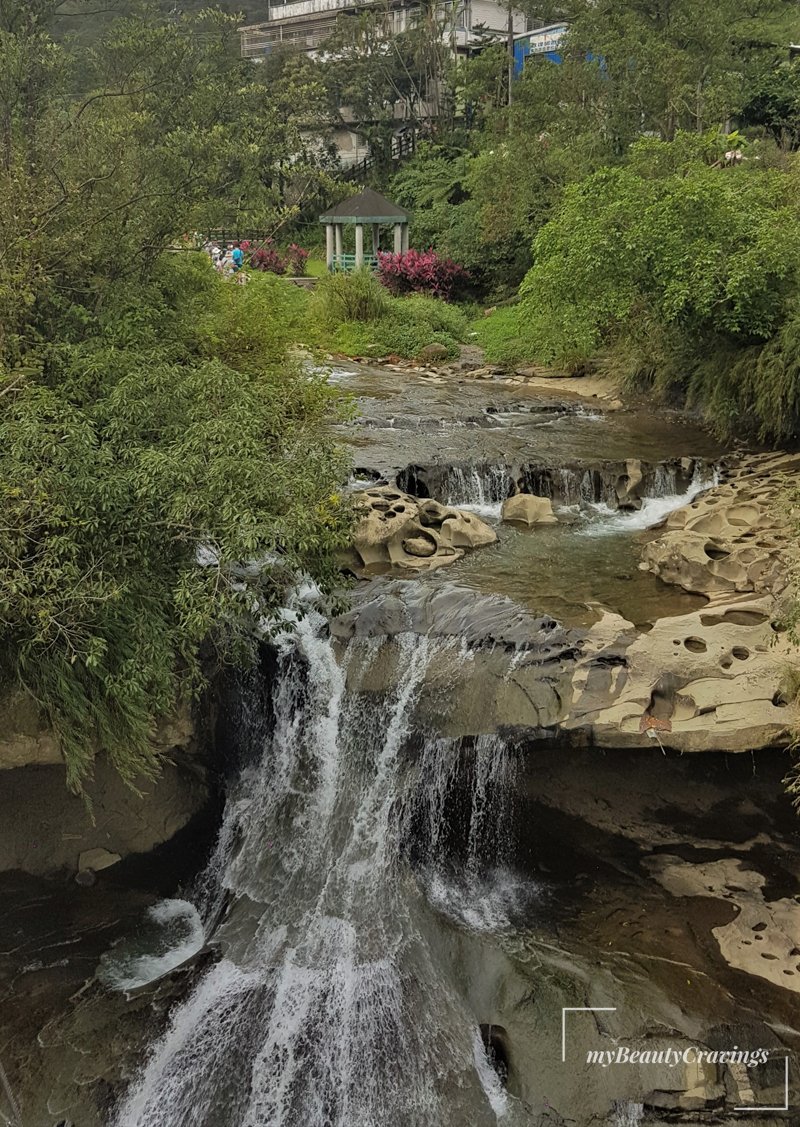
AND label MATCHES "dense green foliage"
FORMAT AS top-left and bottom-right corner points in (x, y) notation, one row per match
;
(366, 1), (798, 285)
(309, 271), (468, 360)
(1, 4), (351, 789)
(515, 135), (800, 437)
